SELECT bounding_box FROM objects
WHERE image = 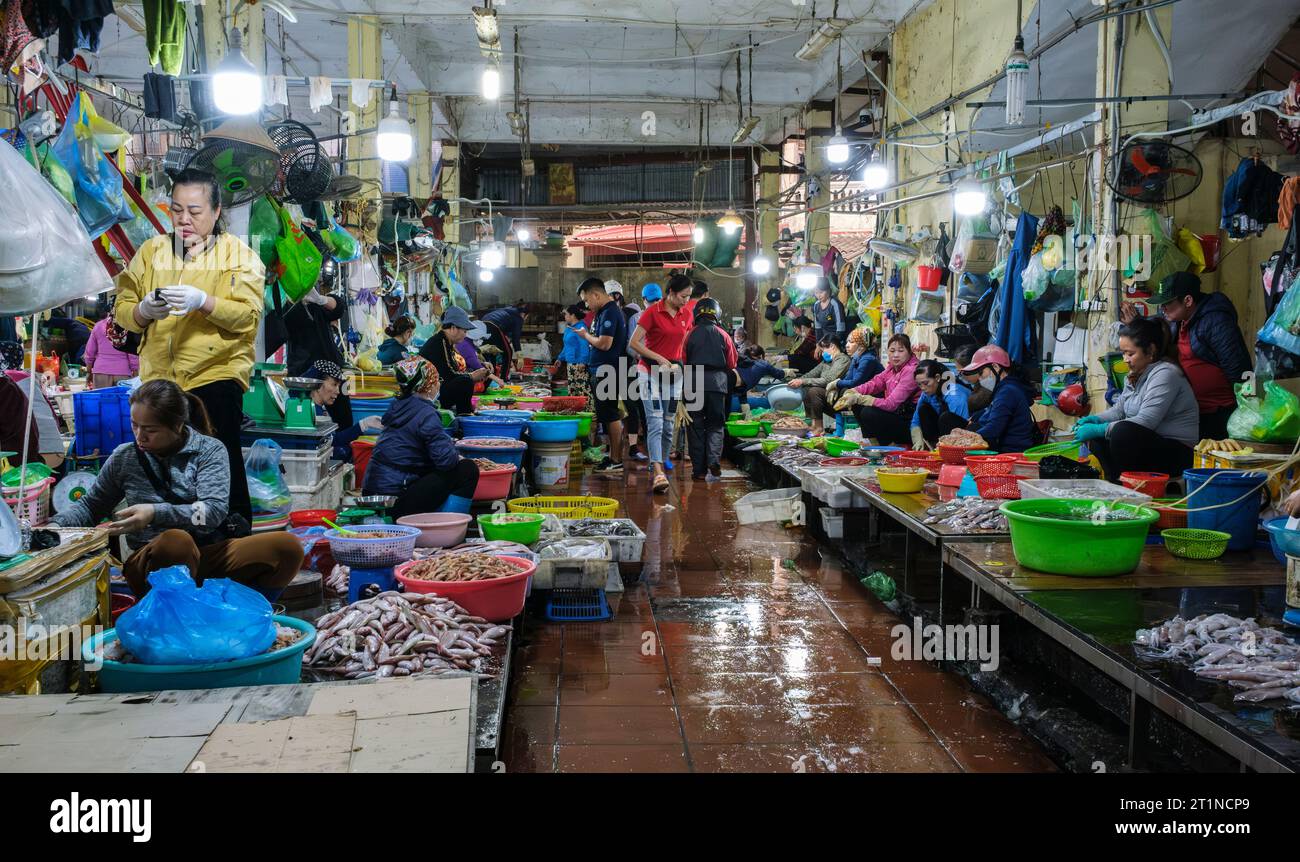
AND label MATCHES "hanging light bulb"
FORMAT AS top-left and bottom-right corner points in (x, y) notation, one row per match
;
(480, 244), (504, 269)
(826, 133), (850, 164)
(1004, 34), (1030, 126)
(480, 268), (495, 283)
(377, 87), (413, 162)
(211, 28), (262, 115)
(862, 153), (889, 190)
(718, 210), (744, 234)
(750, 255), (772, 276)
(953, 178), (988, 216)
(692, 226), (706, 244)
(796, 263), (821, 290)
(481, 64), (501, 100)
(516, 227), (531, 243)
